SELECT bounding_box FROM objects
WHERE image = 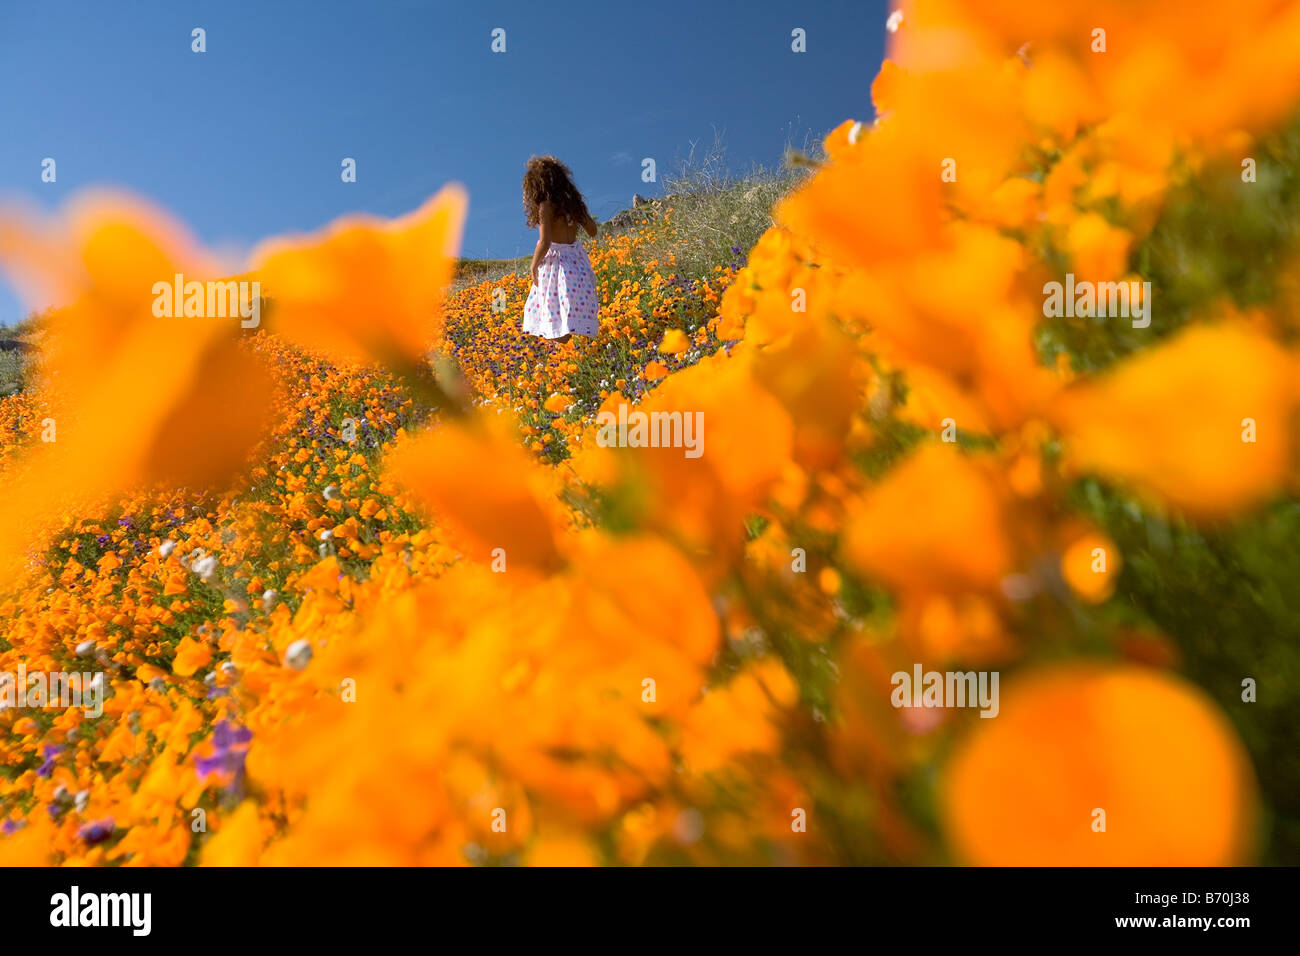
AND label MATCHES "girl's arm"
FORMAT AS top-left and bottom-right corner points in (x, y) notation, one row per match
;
(530, 200), (554, 286)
